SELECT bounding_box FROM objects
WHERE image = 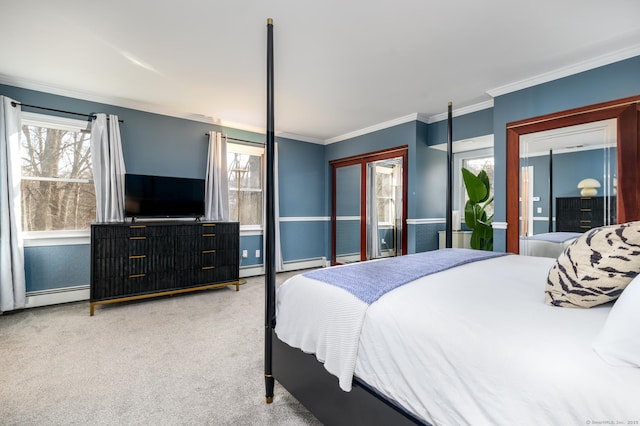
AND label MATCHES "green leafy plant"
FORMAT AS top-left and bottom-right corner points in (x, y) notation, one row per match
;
(462, 167), (494, 251)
